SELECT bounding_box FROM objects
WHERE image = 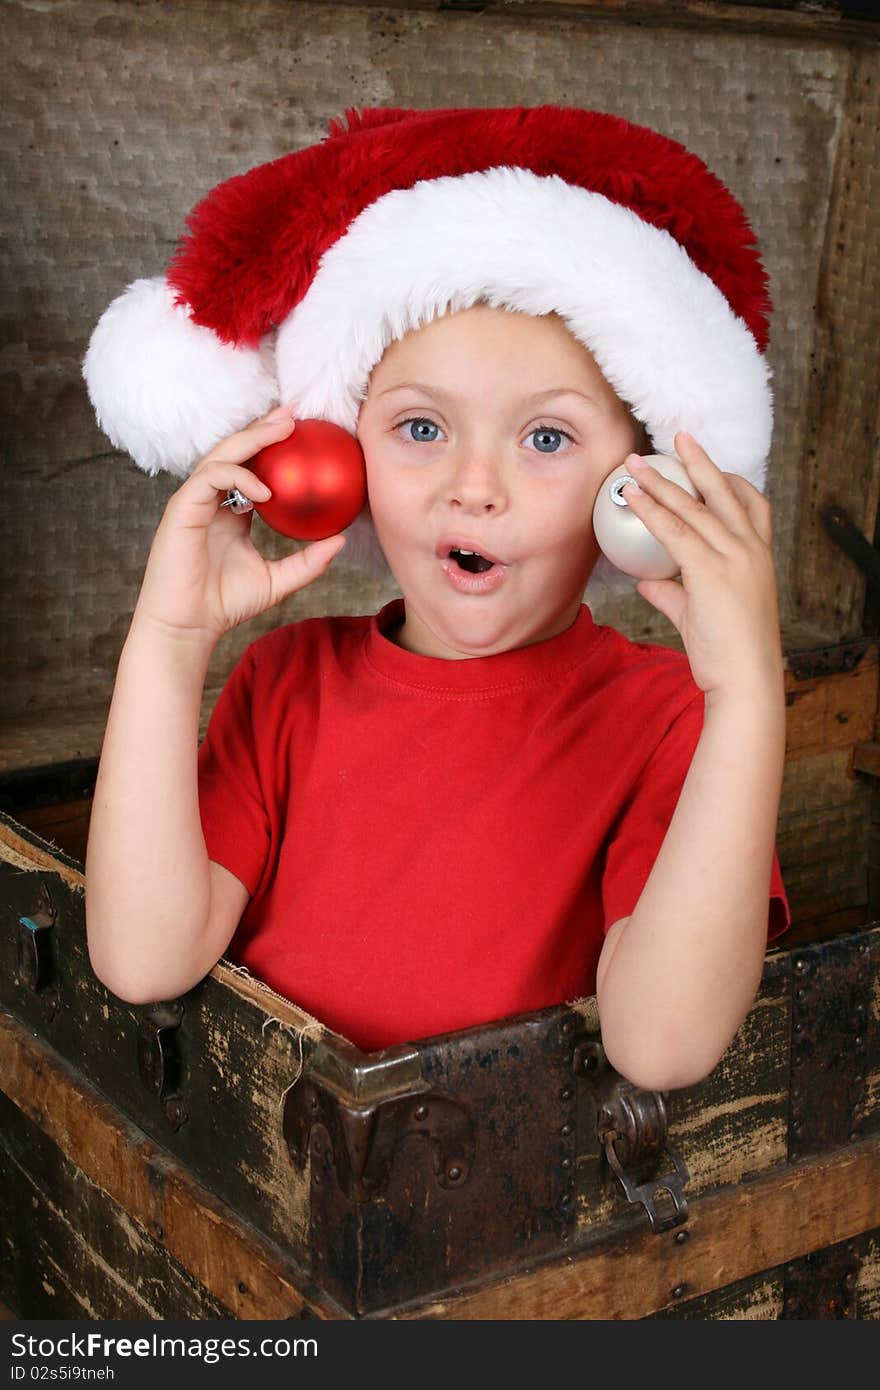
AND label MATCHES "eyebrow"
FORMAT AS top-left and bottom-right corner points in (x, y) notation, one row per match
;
(377, 382), (598, 408)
